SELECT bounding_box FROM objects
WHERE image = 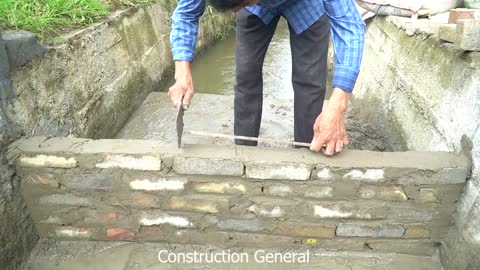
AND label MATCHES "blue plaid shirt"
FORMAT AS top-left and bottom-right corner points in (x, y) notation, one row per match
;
(171, 0), (365, 92)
